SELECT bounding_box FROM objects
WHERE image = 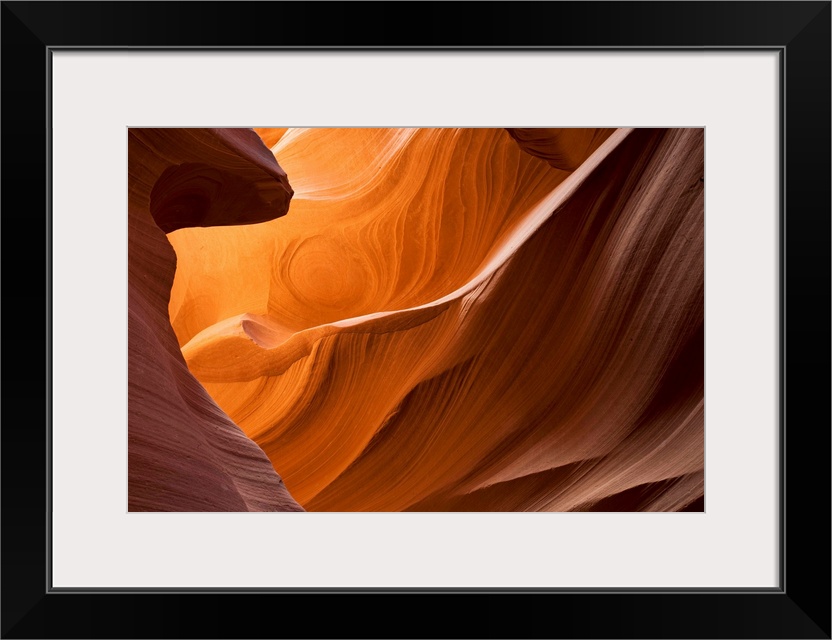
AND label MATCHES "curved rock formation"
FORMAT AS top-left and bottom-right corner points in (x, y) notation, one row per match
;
(128, 128), (302, 511)
(506, 127), (616, 171)
(161, 127), (704, 512)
